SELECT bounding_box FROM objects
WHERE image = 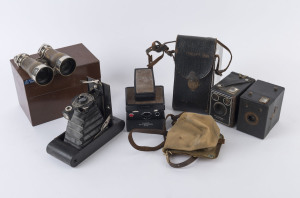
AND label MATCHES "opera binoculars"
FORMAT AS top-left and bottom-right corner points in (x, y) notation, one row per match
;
(14, 53), (54, 86)
(38, 44), (76, 76)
